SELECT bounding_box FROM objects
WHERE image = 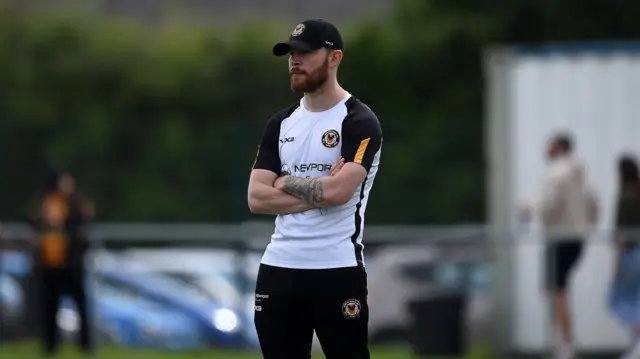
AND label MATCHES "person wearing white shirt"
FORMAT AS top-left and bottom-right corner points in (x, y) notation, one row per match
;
(247, 19), (382, 359)
(522, 134), (599, 359)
